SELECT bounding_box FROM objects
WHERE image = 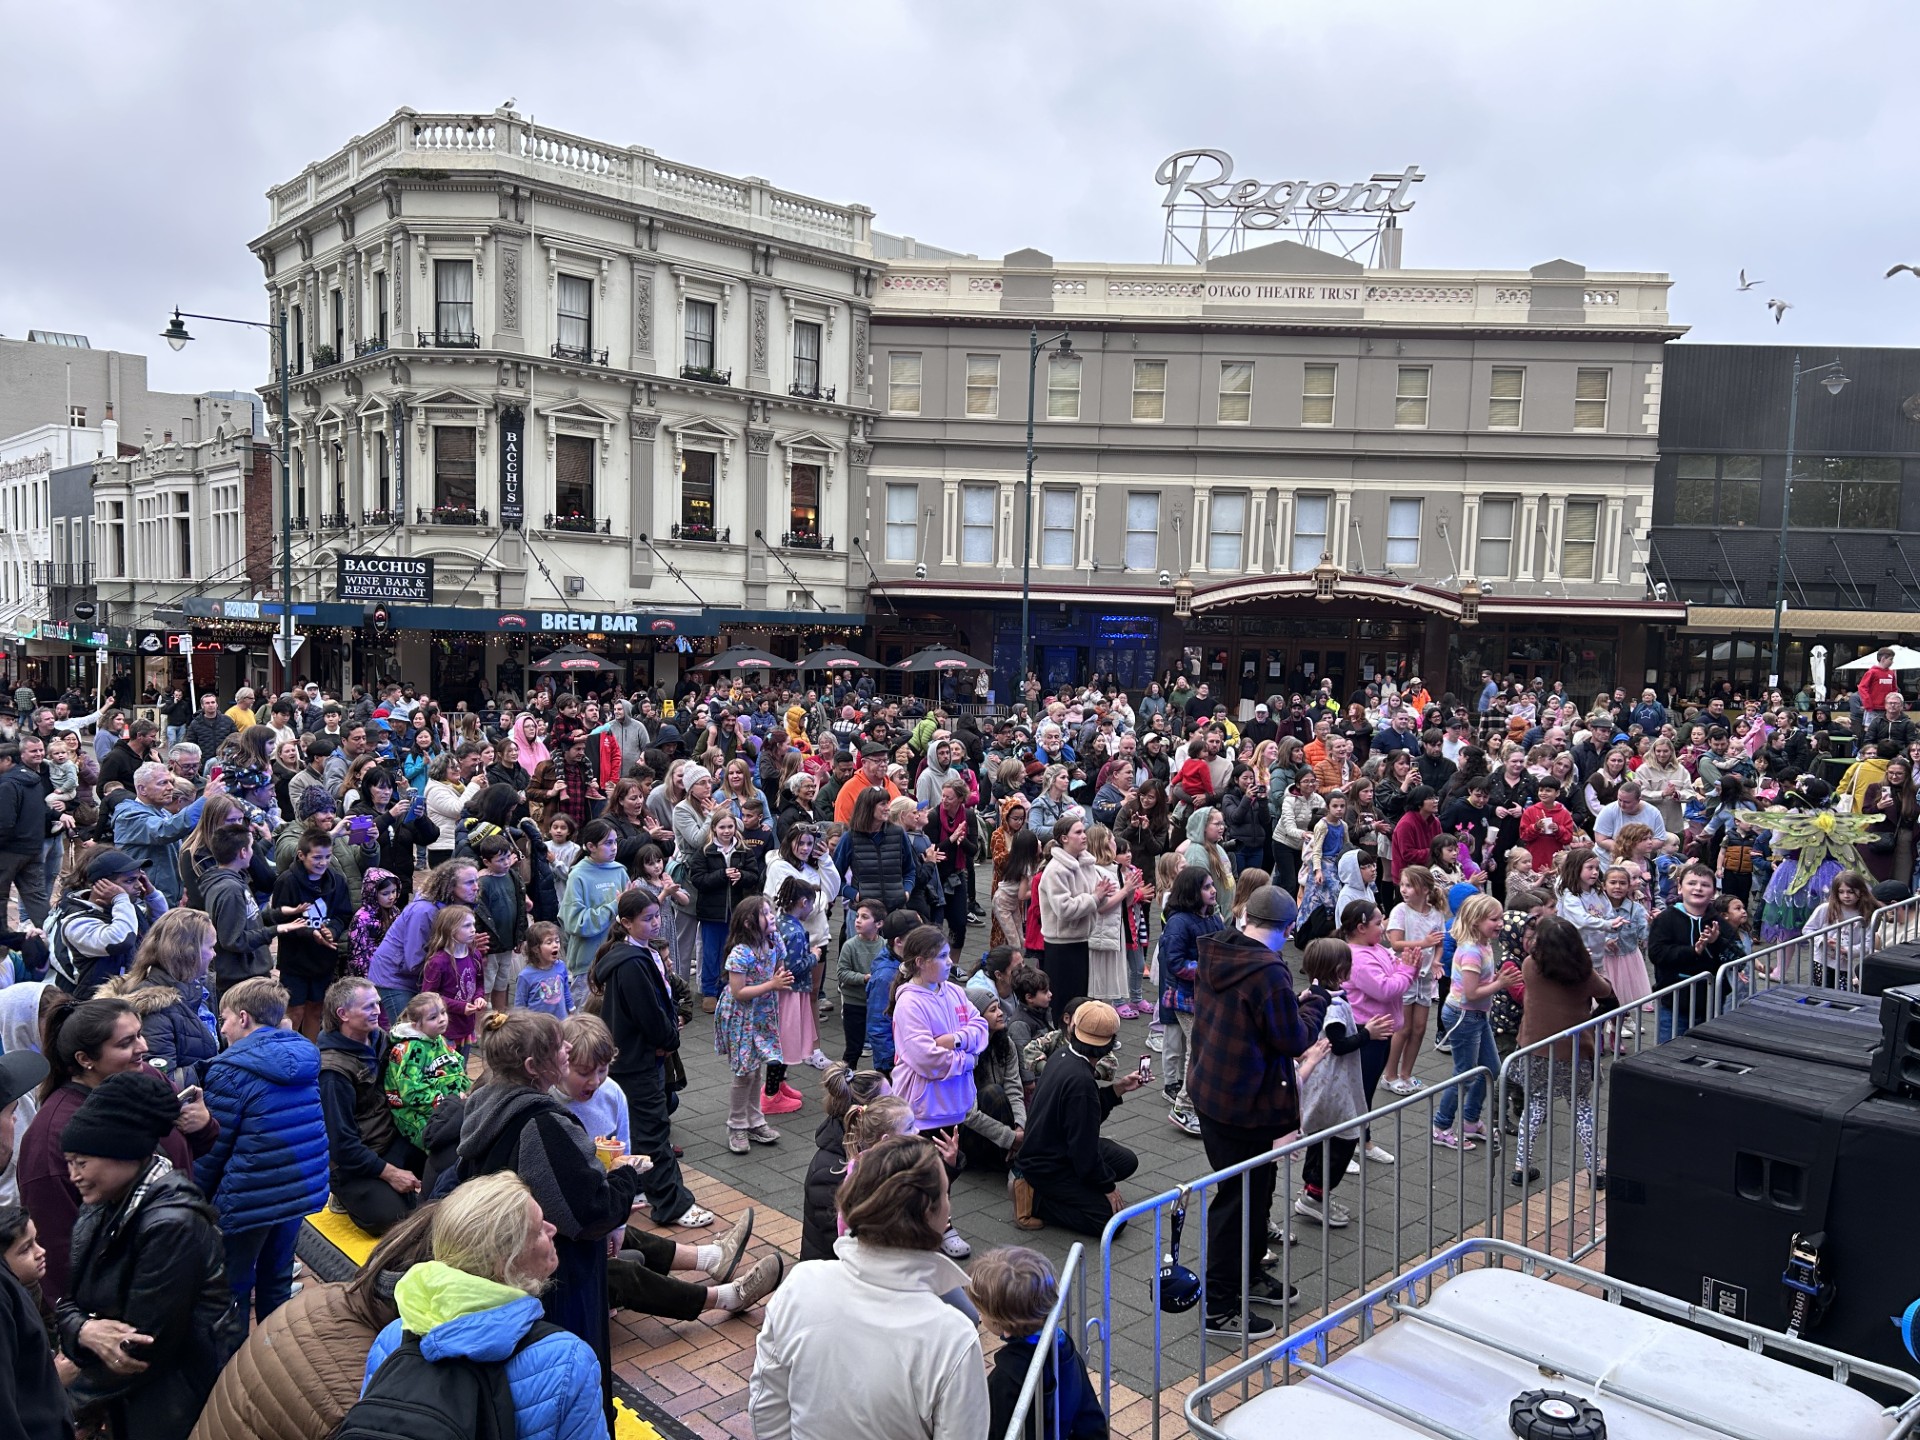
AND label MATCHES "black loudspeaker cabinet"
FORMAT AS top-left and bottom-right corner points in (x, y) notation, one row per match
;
(1607, 1034), (1920, 1378)
(1690, 985), (1883, 1073)
(1862, 941), (1920, 999)
(1871, 983), (1920, 1096)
